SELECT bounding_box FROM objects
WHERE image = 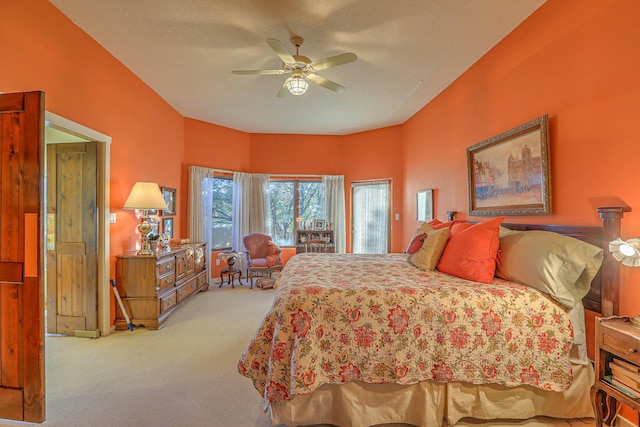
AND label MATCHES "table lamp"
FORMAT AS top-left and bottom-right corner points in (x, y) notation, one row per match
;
(123, 182), (168, 255)
(609, 237), (640, 329)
